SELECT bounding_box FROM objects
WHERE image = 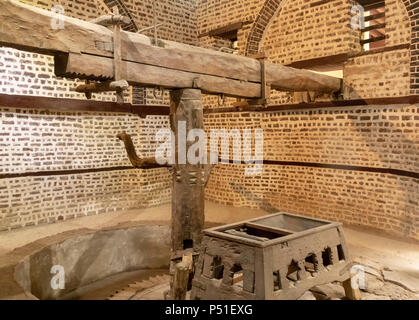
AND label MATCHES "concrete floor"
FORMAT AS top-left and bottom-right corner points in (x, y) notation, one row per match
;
(0, 201), (418, 299)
